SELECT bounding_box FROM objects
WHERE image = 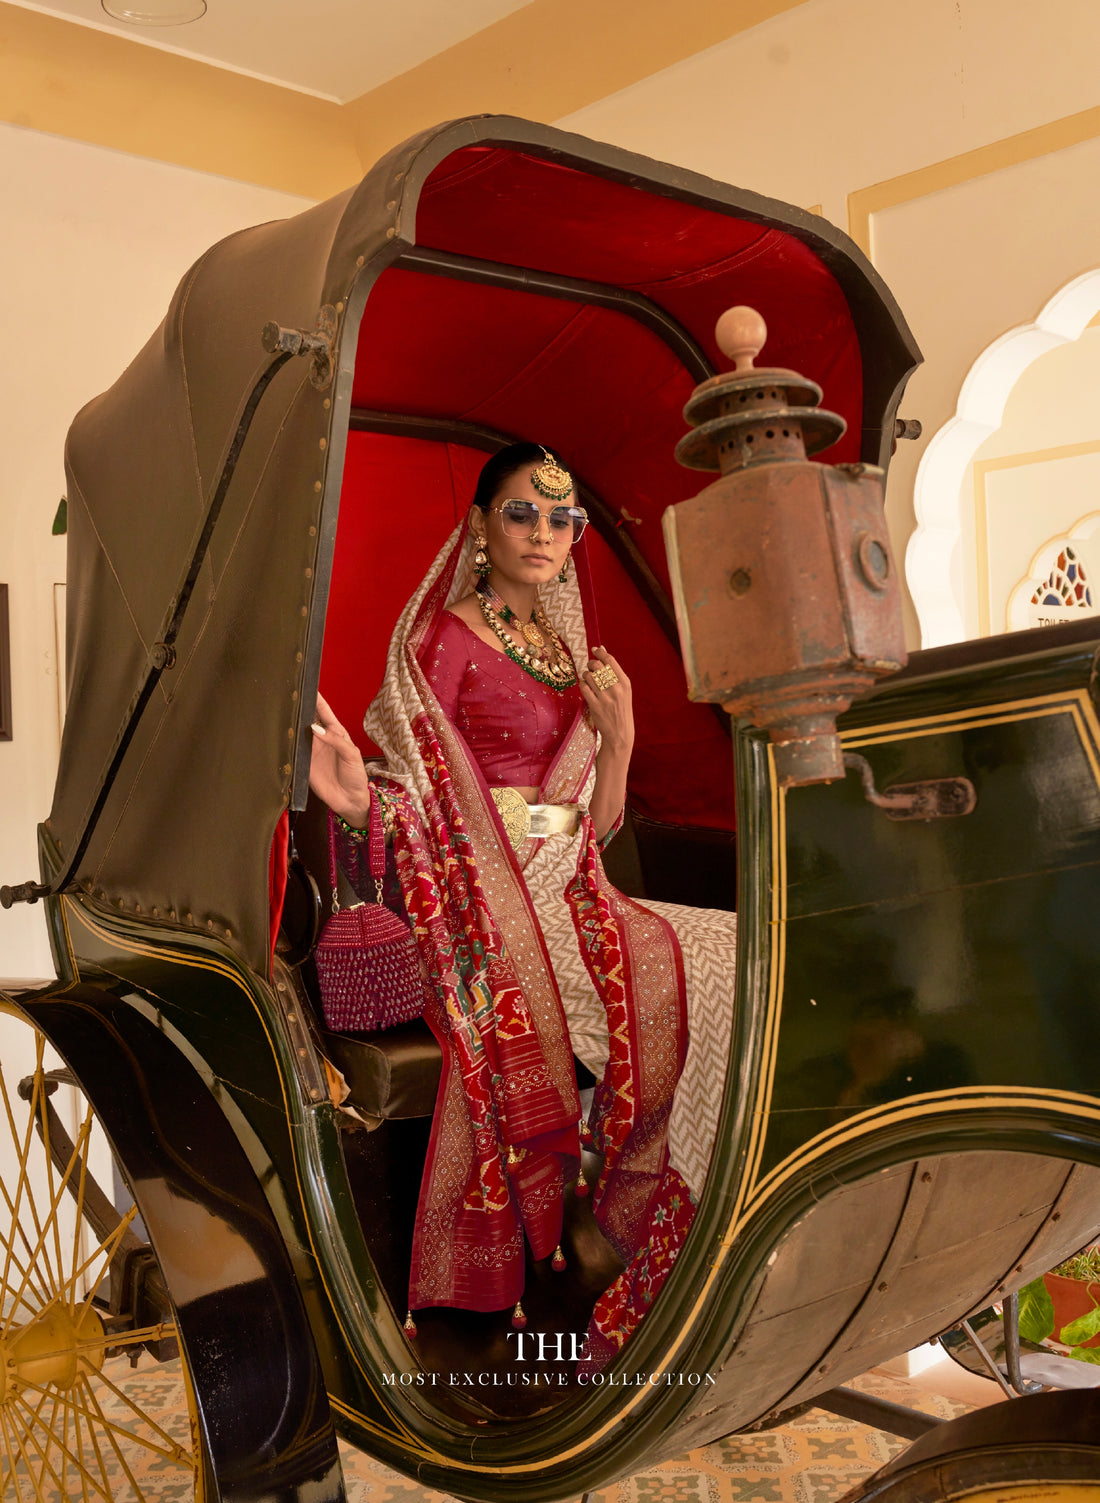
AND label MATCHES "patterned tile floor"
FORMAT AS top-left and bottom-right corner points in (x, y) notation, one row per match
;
(336, 1369), (969, 1503)
(3, 1357), (198, 1503)
(5, 1358), (972, 1502)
